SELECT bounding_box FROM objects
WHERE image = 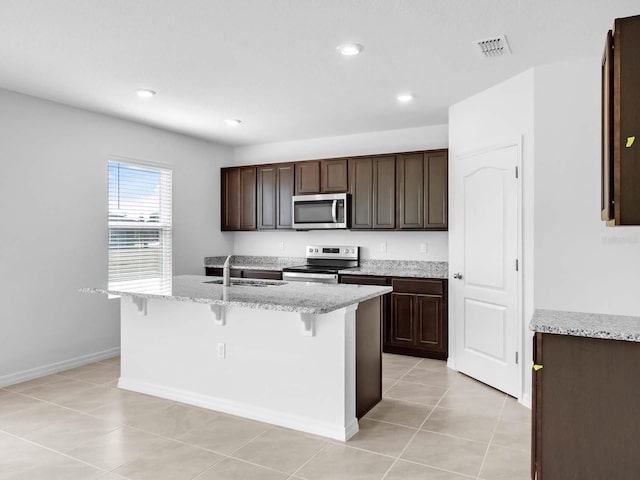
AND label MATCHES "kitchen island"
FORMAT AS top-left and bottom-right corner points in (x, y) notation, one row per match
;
(83, 275), (391, 440)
